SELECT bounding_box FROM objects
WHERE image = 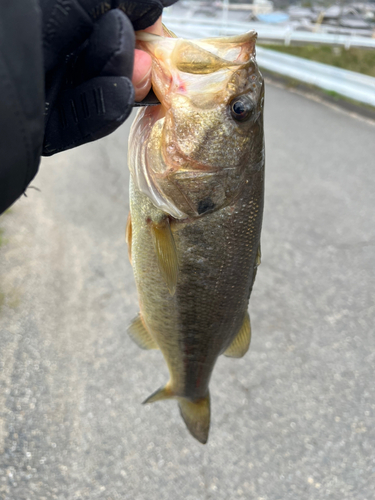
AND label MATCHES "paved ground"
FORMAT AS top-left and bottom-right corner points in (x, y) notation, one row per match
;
(0, 82), (374, 500)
